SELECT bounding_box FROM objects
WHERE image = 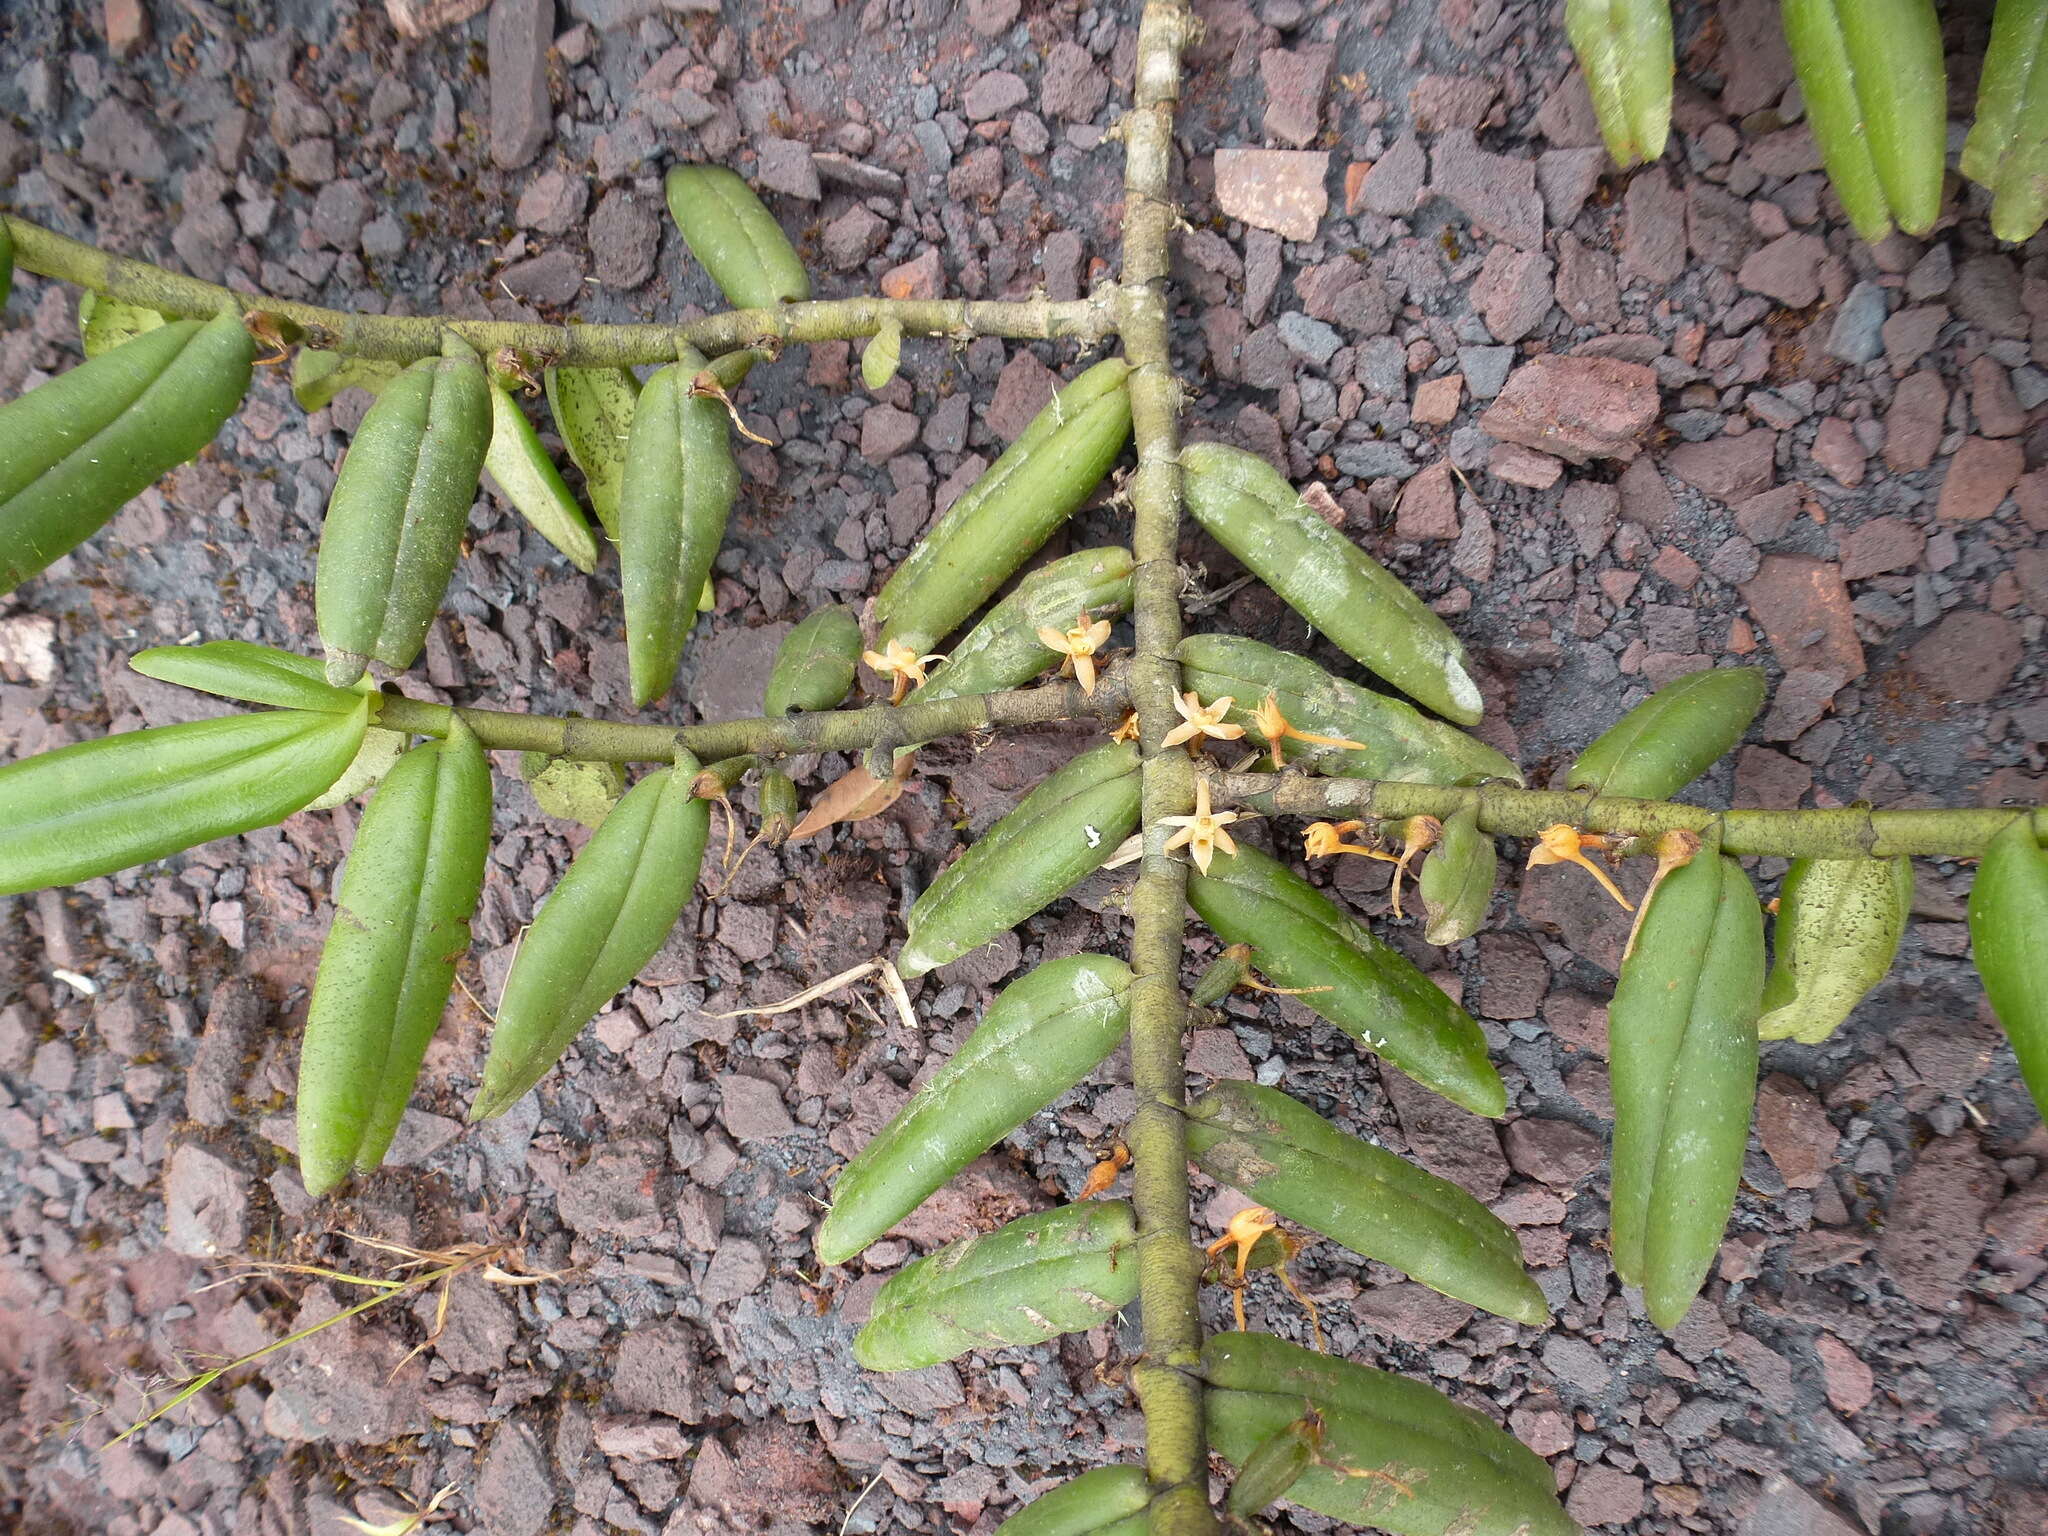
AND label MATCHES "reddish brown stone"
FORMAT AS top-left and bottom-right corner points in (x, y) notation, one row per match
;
(1907, 610), (2022, 703)
(1808, 416), (1866, 488)
(1755, 1073), (1835, 1189)
(1214, 147), (1329, 241)
(1936, 434), (2024, 521)
(881, 247), (944, 301)
(1469, 246), (1554, 343)
(103, 0), (149, 56)
(1814, 1334), (1875, 1415)
(1412, 373), (1464, 426)
(1739, 555), (1865, 679)
(1837, 515), (1925, 580)
(1396, 460), (1460, 540)
(1666, 430), (1778, 503)
(1489, 441), (1564, 487)
(1883, 371), (1948, 473)
(1478, 355), (1660, 465)
(1566, 1465), (1646, 1527)
(1878, 1133), (1998, 1310)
